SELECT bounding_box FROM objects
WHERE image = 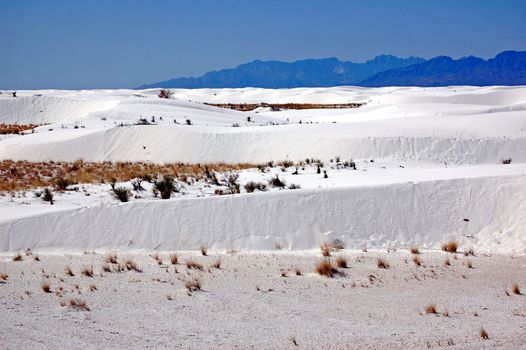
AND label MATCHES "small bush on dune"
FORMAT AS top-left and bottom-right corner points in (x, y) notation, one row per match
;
(67, 298), (91, 311)
(185, 258), (203, 270)
(41, 281), (51, 293)
(376, 257), (390, 269)
(269, 175), (286, 188)
(288, 183), (301, 189)
(158, 89), (172, 99)
(105, 252), (118, 264)
(512, 283), (521, 295)
(42, 188), (54, 204)
(212, 257), (222, 269)
(336, 256), (347, 268)
(12, 253), (22, 262)
(409, 246), (420, 254)
(184, 276), (202, 292)
(200, 243), (208, 256)
(412, 255), (422, 266)
(441, 240), (458, 253)
(55, 177), (72, 191)
(320, 242), (331, 257)
(81, 265), (94, 277)
(112, 186), (131, 202)
(479, 327), (489, 339)
(170, 253), (179, 265)
(131, 179), (145, 192)
(315, 259), (337, 277)
(244, 181), (267, 193)
(425, 303), (437, 314)
(154, 175), (176, 199)
(64, 265), (75, 276)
